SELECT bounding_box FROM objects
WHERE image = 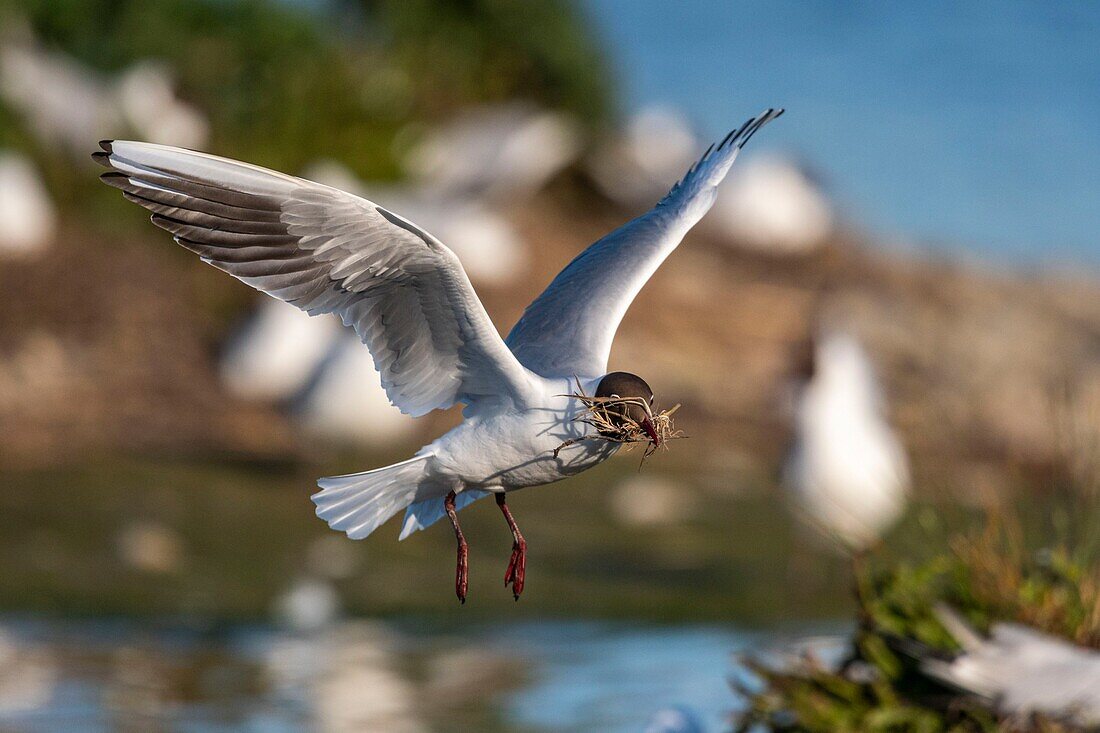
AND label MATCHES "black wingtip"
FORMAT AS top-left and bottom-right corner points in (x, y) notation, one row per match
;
(98, 140), (113, 152)
(99, 171), (127, 189)
(91, 151), (112, 168)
